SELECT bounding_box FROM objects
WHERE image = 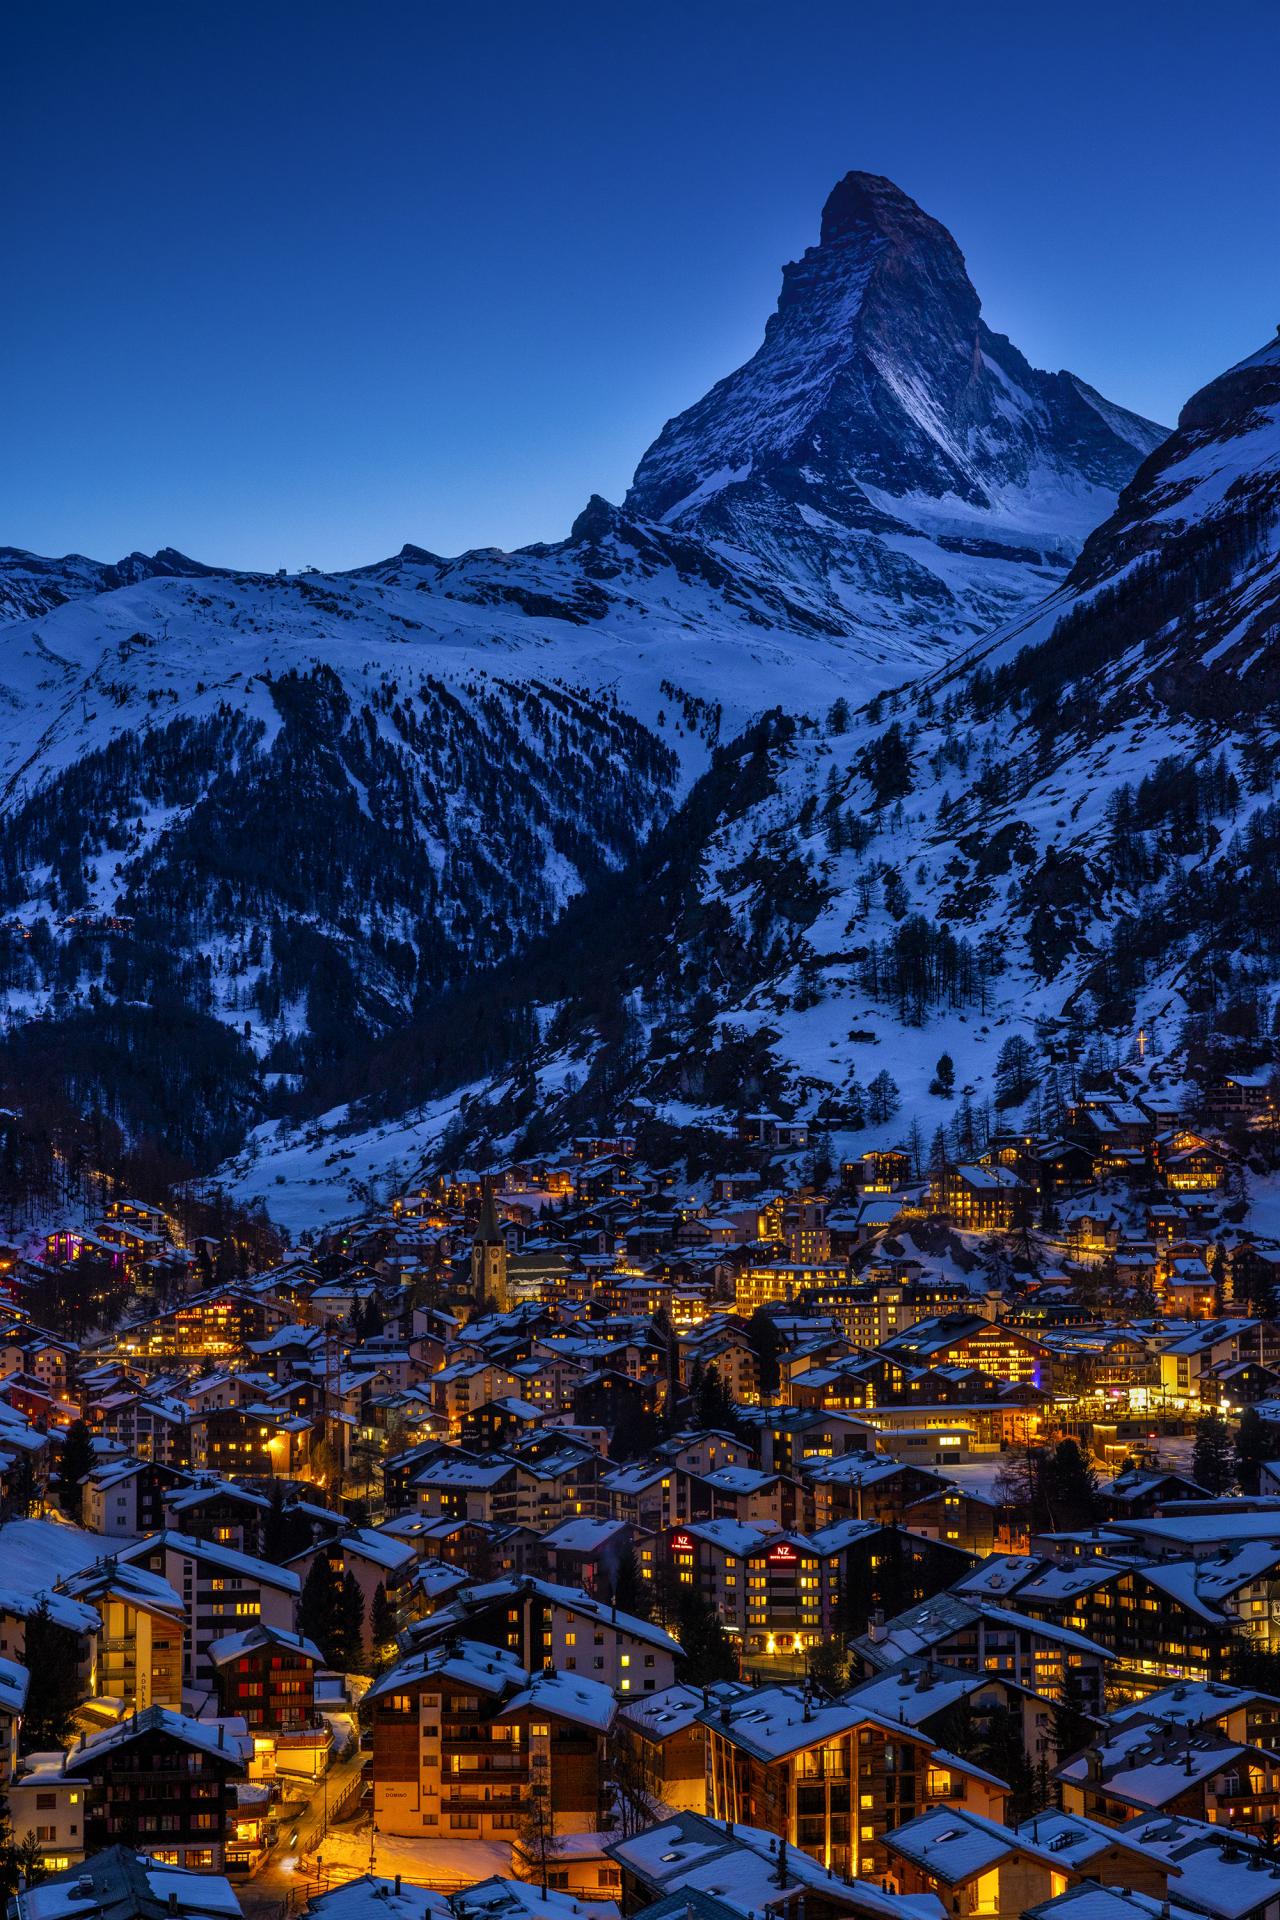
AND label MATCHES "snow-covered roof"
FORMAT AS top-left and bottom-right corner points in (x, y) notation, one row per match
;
(697, 1683), (923, 1762)
(266, 1875), (451, 1920)
(206, 1623), (324, 1666)
(619, 1681), (747, 1741)
(1024, 1886), (1202, 1920)
(119, 1529), (301, 1593)
(606, 1812), (943, 1920)
(0, 1652), (29, 1716)
(1118, 1812), (1280, 1919)
(884, 1806), (1056, 1882)
(366, 1637), (525, 1704)
(63, 1705), (251, 1772)
(496, 1666), (616, 1732)
(1116, 1680), (1279, 1728)
(12, 1849), (244, 1920)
